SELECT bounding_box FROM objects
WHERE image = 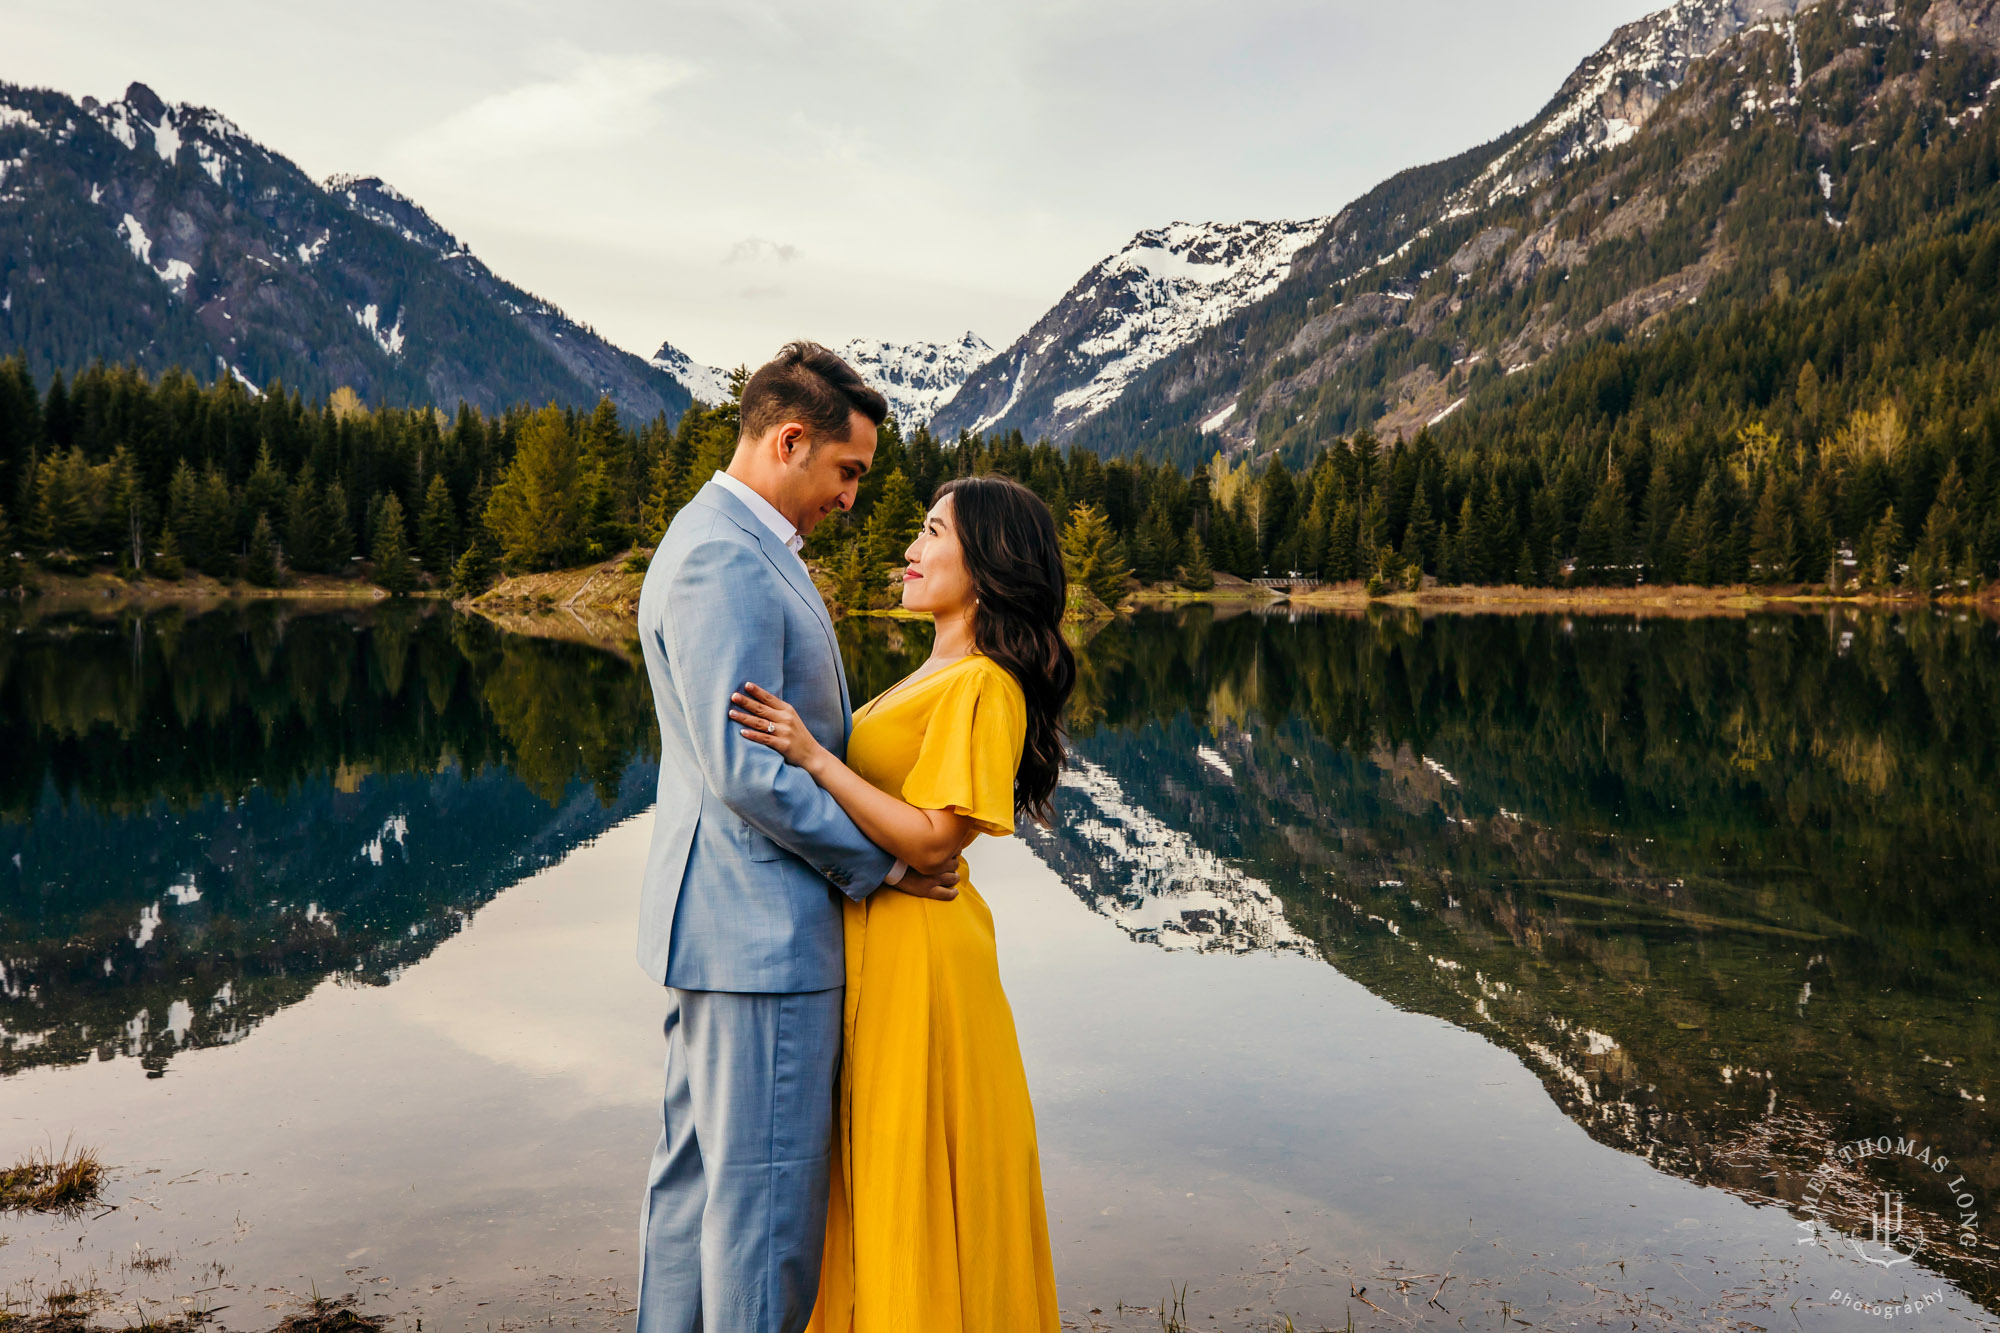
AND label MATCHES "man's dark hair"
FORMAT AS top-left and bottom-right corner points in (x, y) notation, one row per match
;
(738, 341), (887, 448)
